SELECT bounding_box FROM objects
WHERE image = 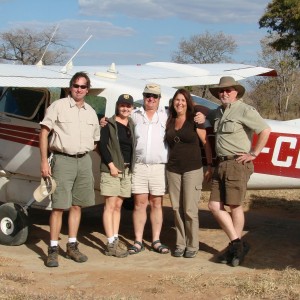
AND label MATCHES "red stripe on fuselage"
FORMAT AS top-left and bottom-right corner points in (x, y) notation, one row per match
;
(0, 123), (39, 147)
